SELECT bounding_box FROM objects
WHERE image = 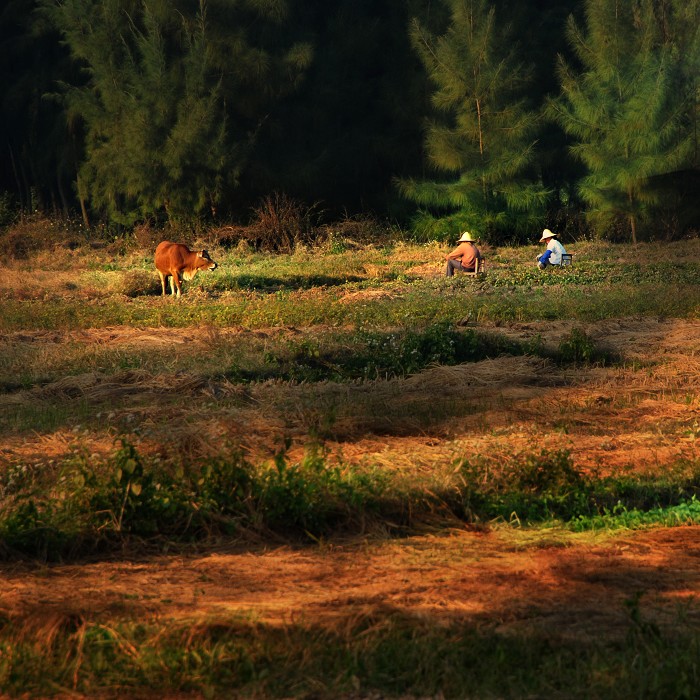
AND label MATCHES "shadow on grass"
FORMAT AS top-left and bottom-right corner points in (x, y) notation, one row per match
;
(2, 560), (699, 698)
(216, 273), (365, 292)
